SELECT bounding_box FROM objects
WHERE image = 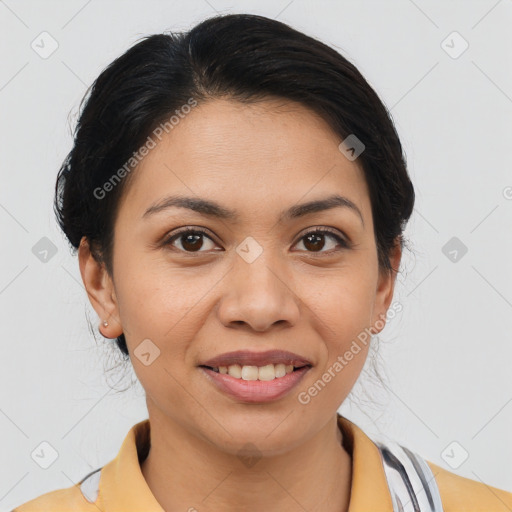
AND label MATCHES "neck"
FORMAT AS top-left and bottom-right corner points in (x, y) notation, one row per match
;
(140, 407), (352, 512)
